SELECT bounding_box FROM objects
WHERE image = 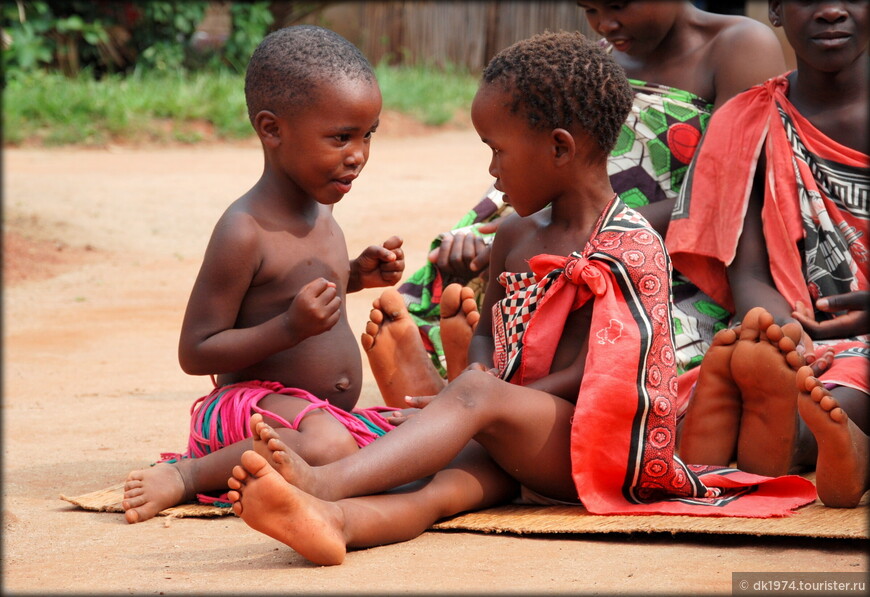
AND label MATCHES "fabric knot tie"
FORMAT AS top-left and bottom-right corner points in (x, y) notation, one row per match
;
(530, 254), (607, 296)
